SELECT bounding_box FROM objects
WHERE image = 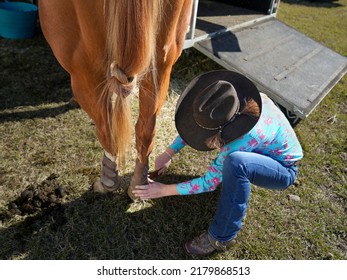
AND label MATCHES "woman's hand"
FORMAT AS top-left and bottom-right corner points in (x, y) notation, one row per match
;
(132, 179), (178, 200)
(154, 148), (175, 175)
